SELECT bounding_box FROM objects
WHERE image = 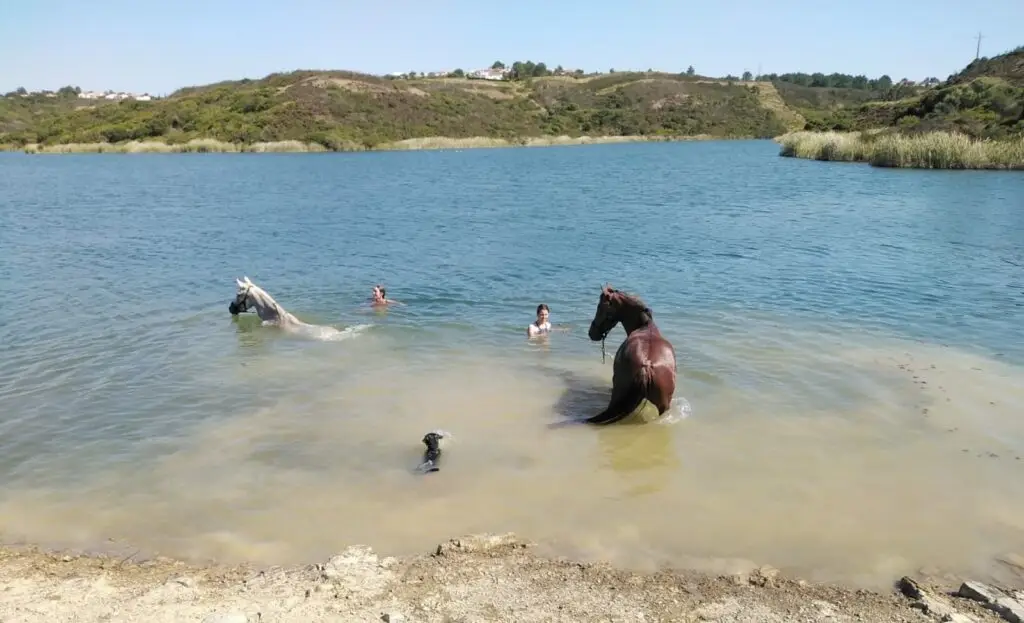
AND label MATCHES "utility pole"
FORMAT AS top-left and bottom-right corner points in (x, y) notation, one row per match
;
(975, 31), (983, 60)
